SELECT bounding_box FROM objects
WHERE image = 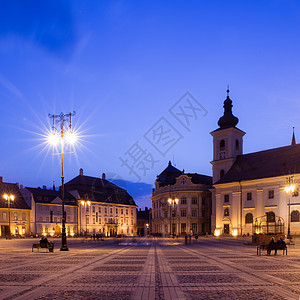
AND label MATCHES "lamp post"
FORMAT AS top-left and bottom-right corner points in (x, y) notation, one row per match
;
(81, 200), (91, 235)
(3, 194), (14, 238)
(285, 176), (295, 238)
(168, 197), (178, 237)
(48, 111), (76, 251)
